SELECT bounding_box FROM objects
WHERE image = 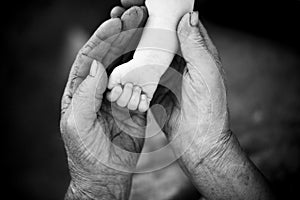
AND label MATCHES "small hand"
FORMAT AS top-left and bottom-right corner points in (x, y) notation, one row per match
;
(106, 0), (195, 113)
(106, 61), (161, 112)
(60, 6), (148, 199)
